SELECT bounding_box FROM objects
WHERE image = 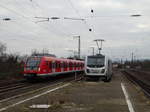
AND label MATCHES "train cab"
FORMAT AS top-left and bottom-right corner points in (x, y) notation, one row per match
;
(84, 54), (112, 82)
